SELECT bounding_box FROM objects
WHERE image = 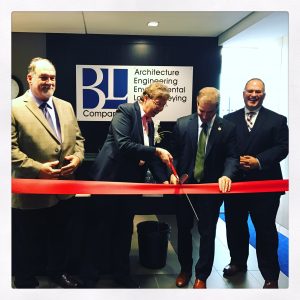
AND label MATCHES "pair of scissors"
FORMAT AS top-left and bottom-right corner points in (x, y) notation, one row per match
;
(169, 162), (199, 221)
